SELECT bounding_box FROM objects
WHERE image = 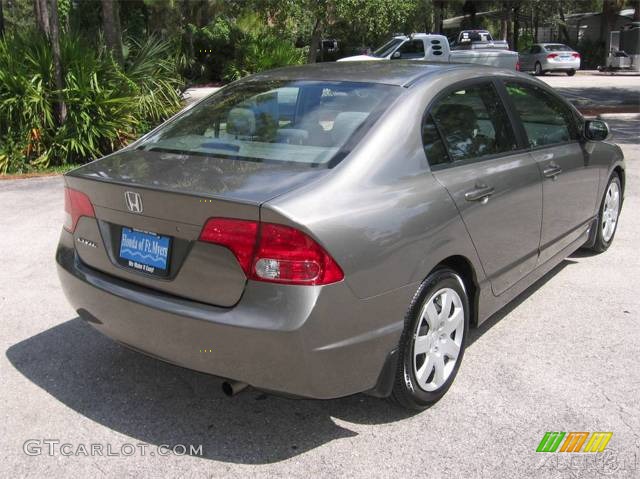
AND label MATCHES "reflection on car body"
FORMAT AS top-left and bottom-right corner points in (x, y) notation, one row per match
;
(56, 61), (624, 410)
